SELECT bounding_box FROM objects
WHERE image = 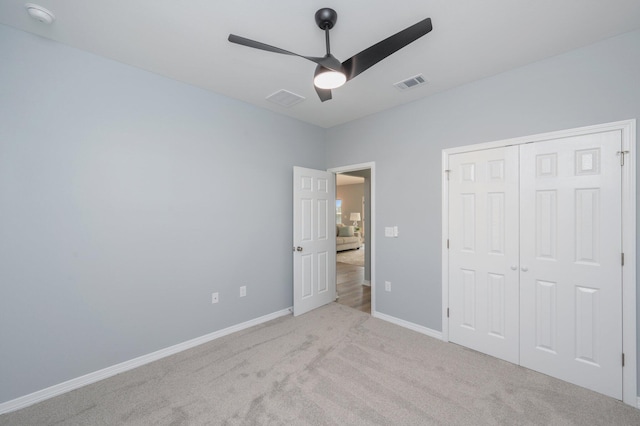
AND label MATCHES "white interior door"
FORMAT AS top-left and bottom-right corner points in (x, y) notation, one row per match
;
(293, 166), (336, 316)
(519, 132), (623, 399)
(448, 146), (520, 363)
